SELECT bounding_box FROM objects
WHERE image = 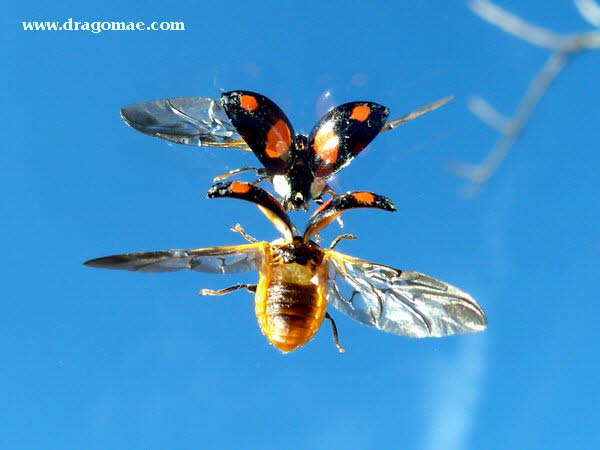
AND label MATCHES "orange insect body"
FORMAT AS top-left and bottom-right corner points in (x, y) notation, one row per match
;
(255, 240), (328, 352)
